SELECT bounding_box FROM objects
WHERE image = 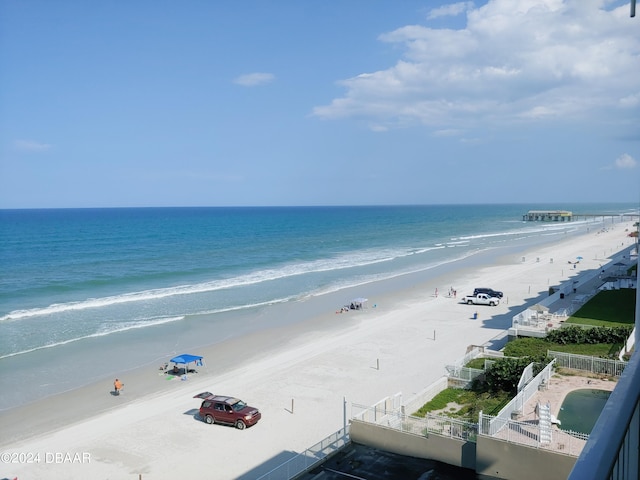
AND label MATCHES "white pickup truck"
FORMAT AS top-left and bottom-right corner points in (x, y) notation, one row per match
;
(463, 293), (500, 306)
